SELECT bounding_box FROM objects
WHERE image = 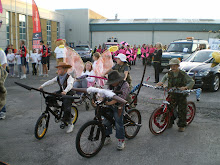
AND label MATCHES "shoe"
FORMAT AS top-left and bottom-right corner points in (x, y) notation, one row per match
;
(17, 75), (20, 78)
(178, 127), (185, 132)
(24, 74), (26, 79)
(117, 140), (125, 150)
(43, 74), (46, 77)
(154, 81), (158, 83)
(20, 75), (24, 79)
(66, 124), (74, 133)
(46, 74), (49, 77)
(0, 112), (6, 120)
(104, 136), (112, 145)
